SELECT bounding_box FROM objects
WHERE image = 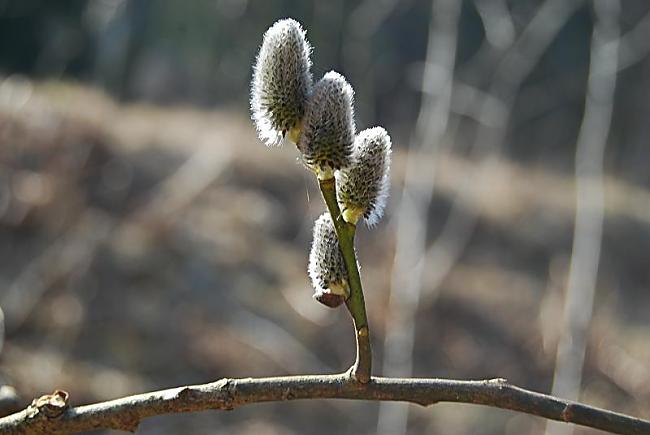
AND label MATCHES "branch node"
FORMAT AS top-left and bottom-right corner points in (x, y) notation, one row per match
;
(358, 326), (369, 338)
(487, 378), (508, 385)
(561, 404), (573, 422)
(215, 378), (235, 410)
(176, 386), (194, 401)
(414, 398), (436, 407)
(353, 369), (371, 385)
(29, 390), (69, 419)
